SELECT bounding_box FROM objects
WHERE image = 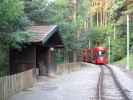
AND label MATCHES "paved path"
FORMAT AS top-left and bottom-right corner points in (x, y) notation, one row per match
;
(8, 64), (100, 100)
